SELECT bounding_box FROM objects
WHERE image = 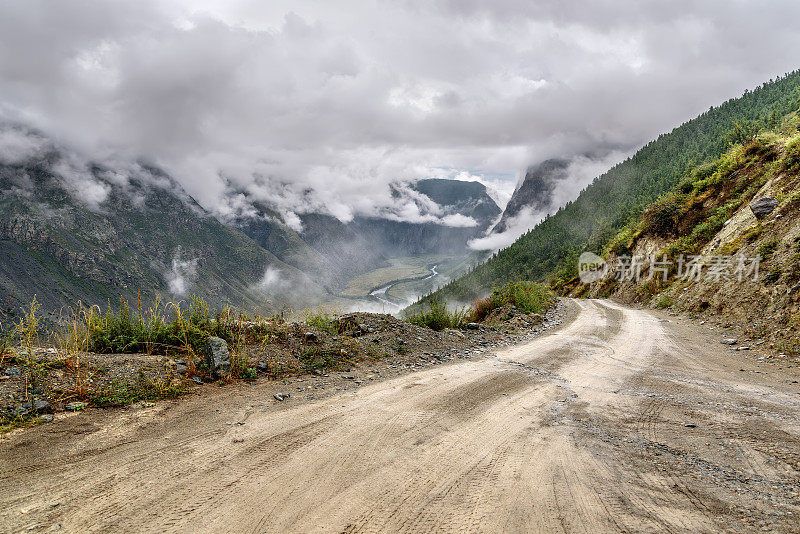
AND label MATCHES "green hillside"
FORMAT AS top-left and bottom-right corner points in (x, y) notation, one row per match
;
(417, 70), (800, 305)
